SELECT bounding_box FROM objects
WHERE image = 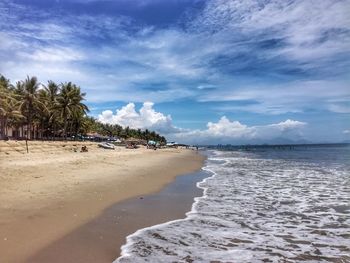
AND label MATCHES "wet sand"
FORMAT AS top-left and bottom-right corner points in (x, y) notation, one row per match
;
(28, 170), (209, 263)
(0, 142), (205, 263)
